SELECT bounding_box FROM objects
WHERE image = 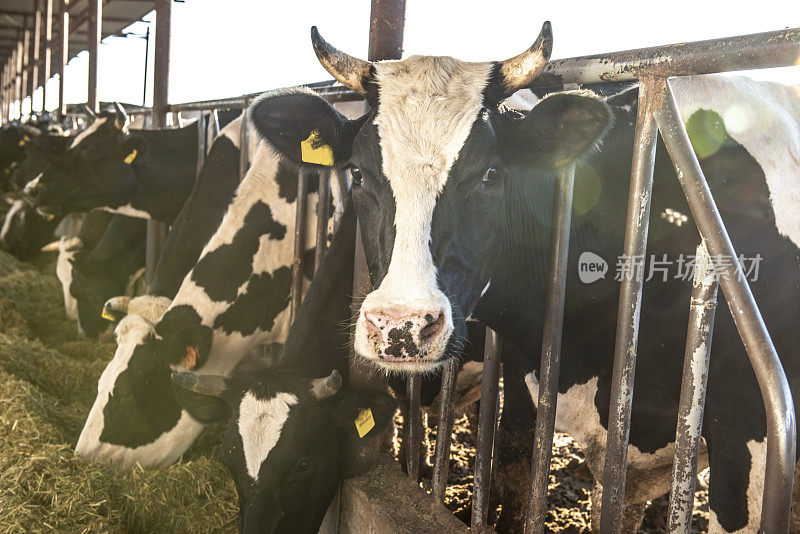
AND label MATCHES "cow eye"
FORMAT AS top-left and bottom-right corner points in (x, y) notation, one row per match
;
(482, 167), (498, 185)
(349, 166), (363, 187)
(293, 457), (312, 475)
